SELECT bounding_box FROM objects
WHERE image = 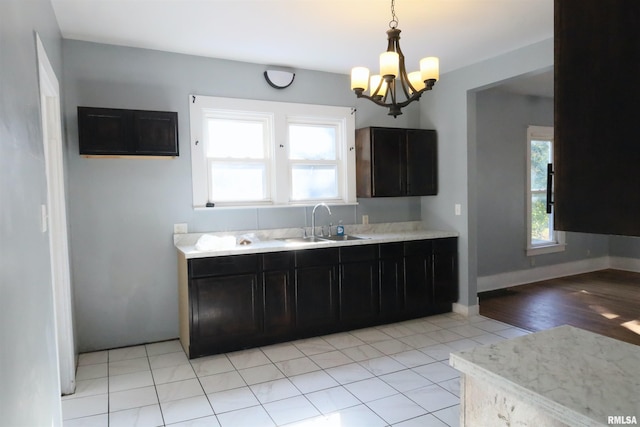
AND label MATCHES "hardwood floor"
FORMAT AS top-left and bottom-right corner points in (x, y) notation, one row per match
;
(479, 269), (640, 346)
